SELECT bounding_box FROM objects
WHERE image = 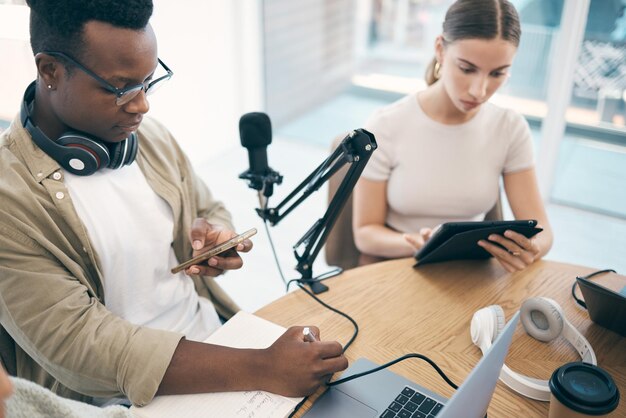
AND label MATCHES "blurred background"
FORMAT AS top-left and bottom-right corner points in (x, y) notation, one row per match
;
(1, 0), (625, 311)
